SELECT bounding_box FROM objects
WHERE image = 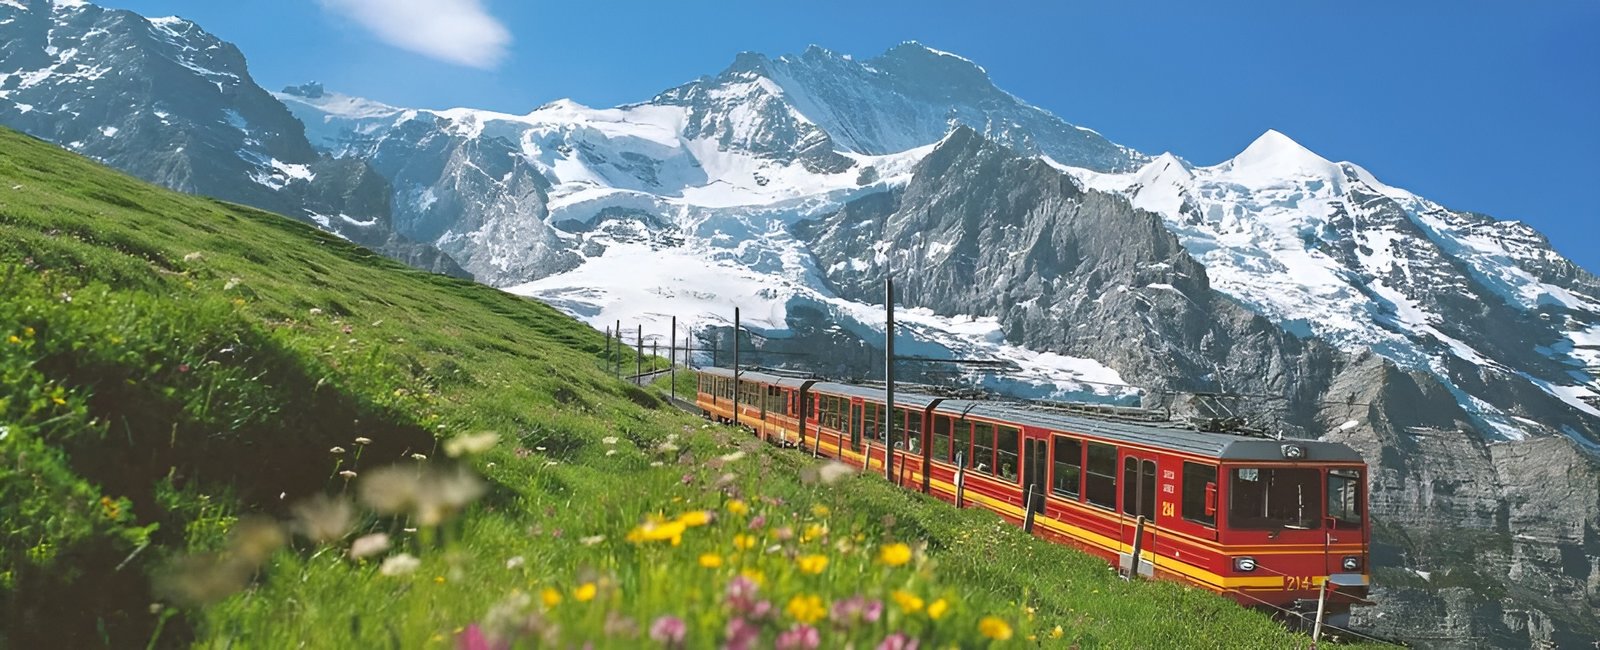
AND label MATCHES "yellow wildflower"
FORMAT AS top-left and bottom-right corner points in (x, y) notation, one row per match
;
(978, 616), (1013, 641)
(726, 499), (749, 516)
(927, 598), (950, 620)
(573, 582), (597, 602)
(627, 519), (687, 545)
(22, 327), (35, 337)
(740, 568), (765, 587)
(785, 594), (826, 624)
(891, 590), (924, 614)
(1050, 625), (1065, 639)
(801, 523), (827, 543)
(51, 395), (67, 406)
(810, 504), (830, 518)
(796, 554), (829, 575)
(878, 543), (912, 567)
(677, 510), (713, 527)
(541, 587), (562, 608)
(5, 335), (19, 345)
(434, 576), (446, 584)
(733, 533), (757, 551)
(698, 553), (723, 568)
